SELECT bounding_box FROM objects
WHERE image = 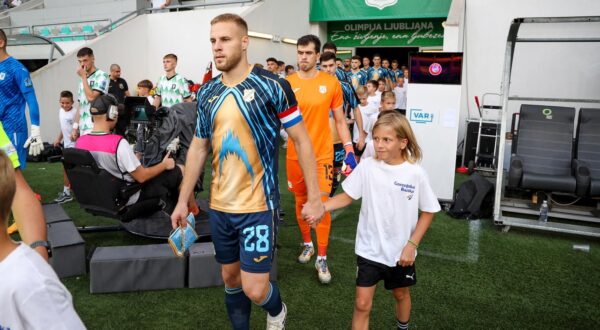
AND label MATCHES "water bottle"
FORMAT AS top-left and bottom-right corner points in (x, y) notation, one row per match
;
(539, 200), (549, 222)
